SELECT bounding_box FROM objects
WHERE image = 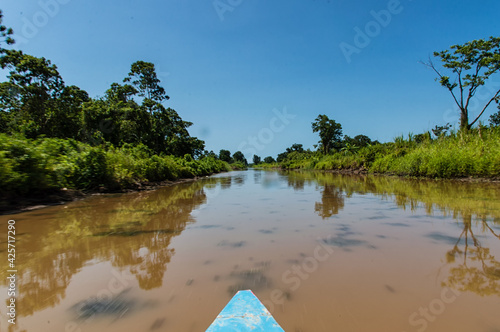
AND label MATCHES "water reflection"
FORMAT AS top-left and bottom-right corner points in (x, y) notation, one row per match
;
(442, 214), (500, 296)
(0, 177), (232, 318)
(283, 170), (500, 298)
(284, 170), (500, 222)
(227, 261), (272, 295)
(314, 184), (345, 219)
(0, 170), (499, 325)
